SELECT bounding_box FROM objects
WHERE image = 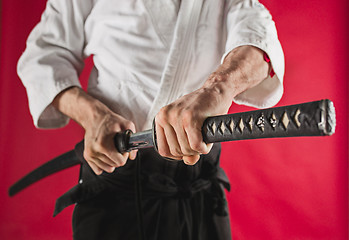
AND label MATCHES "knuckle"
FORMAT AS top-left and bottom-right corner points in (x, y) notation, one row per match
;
(182, 113), (198, 131)
(106, 158), (117, 167)
(117, 159), (127, 167)
(83, 149), (94, 160)
(124, 121), (136, 132)
(191, 142), (206, 153)
(93, 142), (105, 153)
(109, 153), (122, 164)
(181, 109), (193, 122)
(156, 107), (170, 124)
(112, 162), (119, 168)
(93, 142), (111, 157)
(110, 157), (119, 166)
(168, 110), (180, 123)
(158, 148), (171, 158)
(169, 147), (182, 157)
(105, 167), (115, 173)
(181, 146), (195, 156)
(87, 162), (102, 175)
